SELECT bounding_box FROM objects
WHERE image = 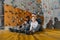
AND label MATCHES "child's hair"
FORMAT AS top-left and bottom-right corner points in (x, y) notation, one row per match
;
(24, 20), (27, 22)
(32, 13), (36, 17)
